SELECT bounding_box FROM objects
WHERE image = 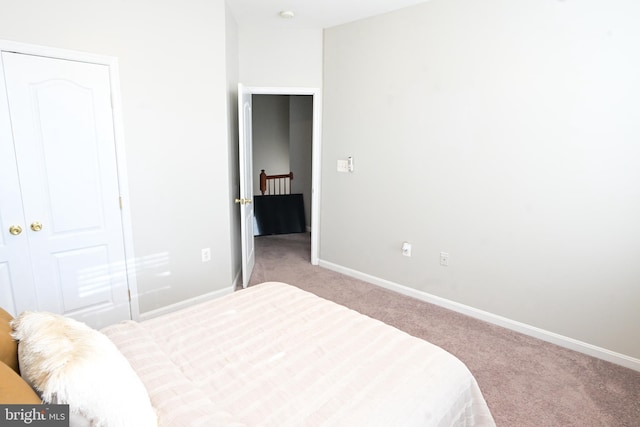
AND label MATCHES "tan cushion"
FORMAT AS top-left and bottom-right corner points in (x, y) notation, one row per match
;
(0, 307), (19, 373)
(0, 361), (41, 404)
